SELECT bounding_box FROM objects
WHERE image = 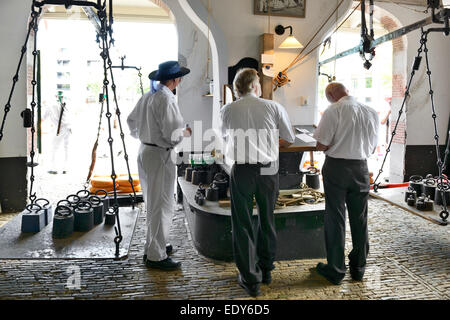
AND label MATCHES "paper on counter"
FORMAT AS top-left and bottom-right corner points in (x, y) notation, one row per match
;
(295, 133), (316, 143)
